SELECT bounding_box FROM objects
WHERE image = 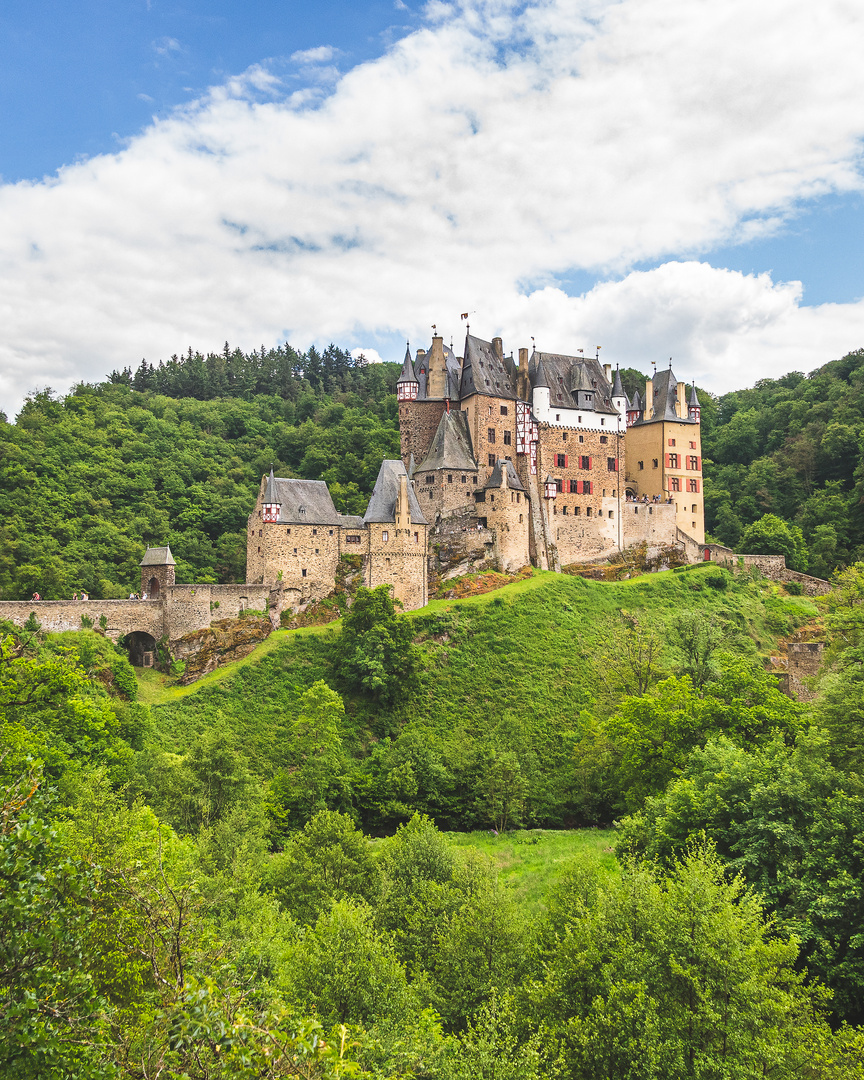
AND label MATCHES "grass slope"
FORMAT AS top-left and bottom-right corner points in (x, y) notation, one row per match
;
(147, 566), (817, 784)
